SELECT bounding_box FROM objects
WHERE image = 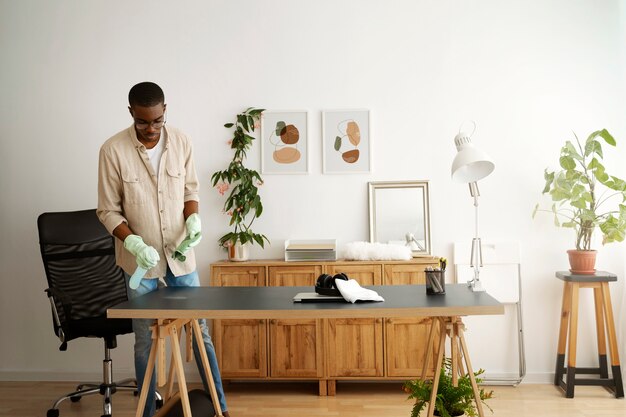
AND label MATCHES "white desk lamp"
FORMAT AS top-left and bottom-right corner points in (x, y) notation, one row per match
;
(451, 121), (495, 292)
